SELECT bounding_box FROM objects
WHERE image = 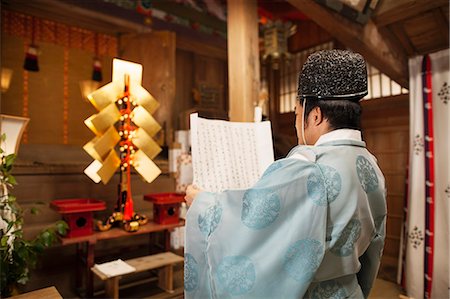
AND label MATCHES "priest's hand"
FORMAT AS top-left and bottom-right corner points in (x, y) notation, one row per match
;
(185, 185), (202, 207)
